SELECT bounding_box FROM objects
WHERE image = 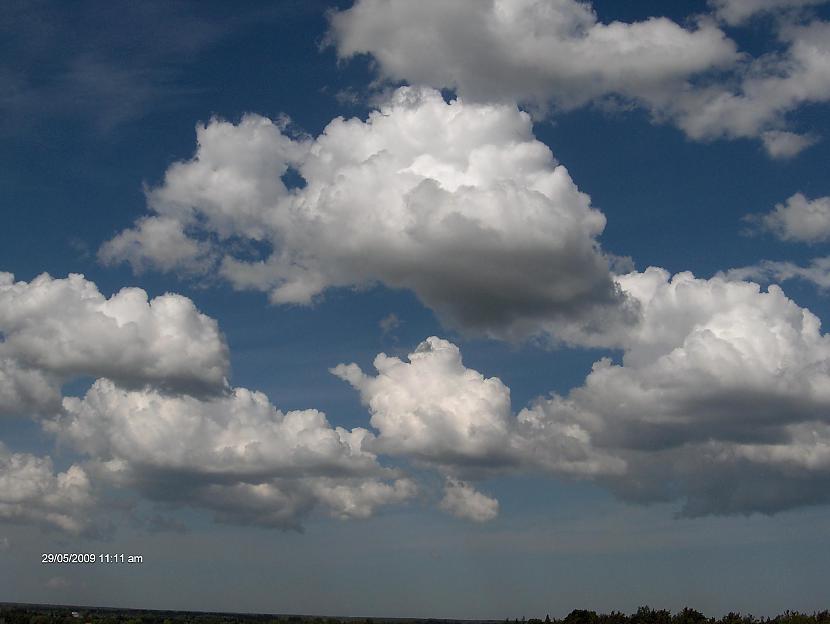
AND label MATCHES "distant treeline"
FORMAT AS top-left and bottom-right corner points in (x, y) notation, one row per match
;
(1, 605), (829, 624)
